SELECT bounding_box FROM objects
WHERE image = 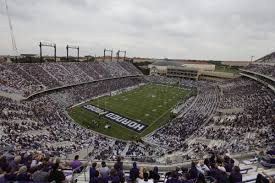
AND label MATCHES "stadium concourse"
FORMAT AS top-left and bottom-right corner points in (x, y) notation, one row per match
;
(0, 61), (274, 182)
